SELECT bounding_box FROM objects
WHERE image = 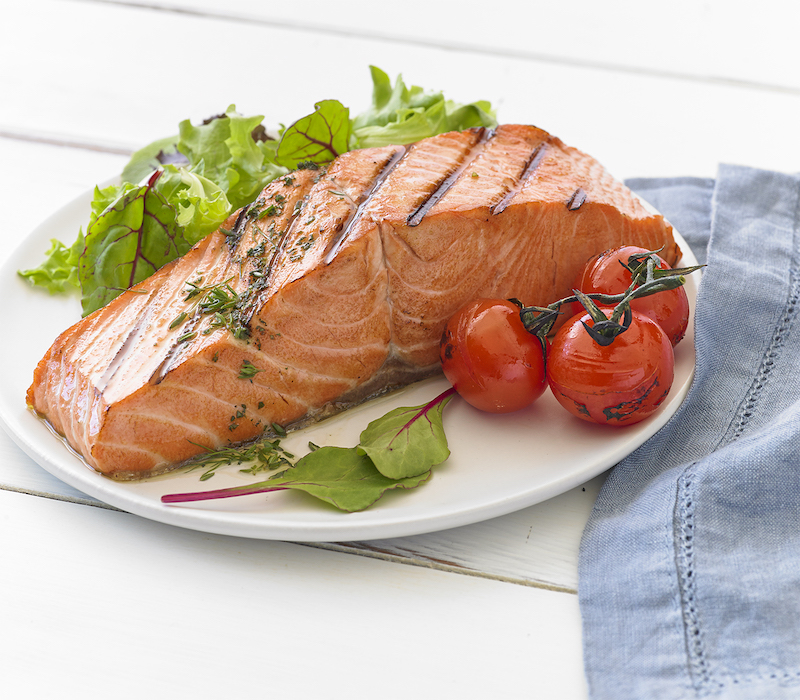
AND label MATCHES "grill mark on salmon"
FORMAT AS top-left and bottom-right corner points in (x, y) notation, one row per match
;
(567, 187), (587, 211)
(233, 173), (318, 327)
(406, 127), (494, 227)
(262, 200), (306, 280)
(226, 206), (250, 250)
(491, 142), (549, 215)
(324, 145), (409, 263)
(27, 124), (680, 478)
